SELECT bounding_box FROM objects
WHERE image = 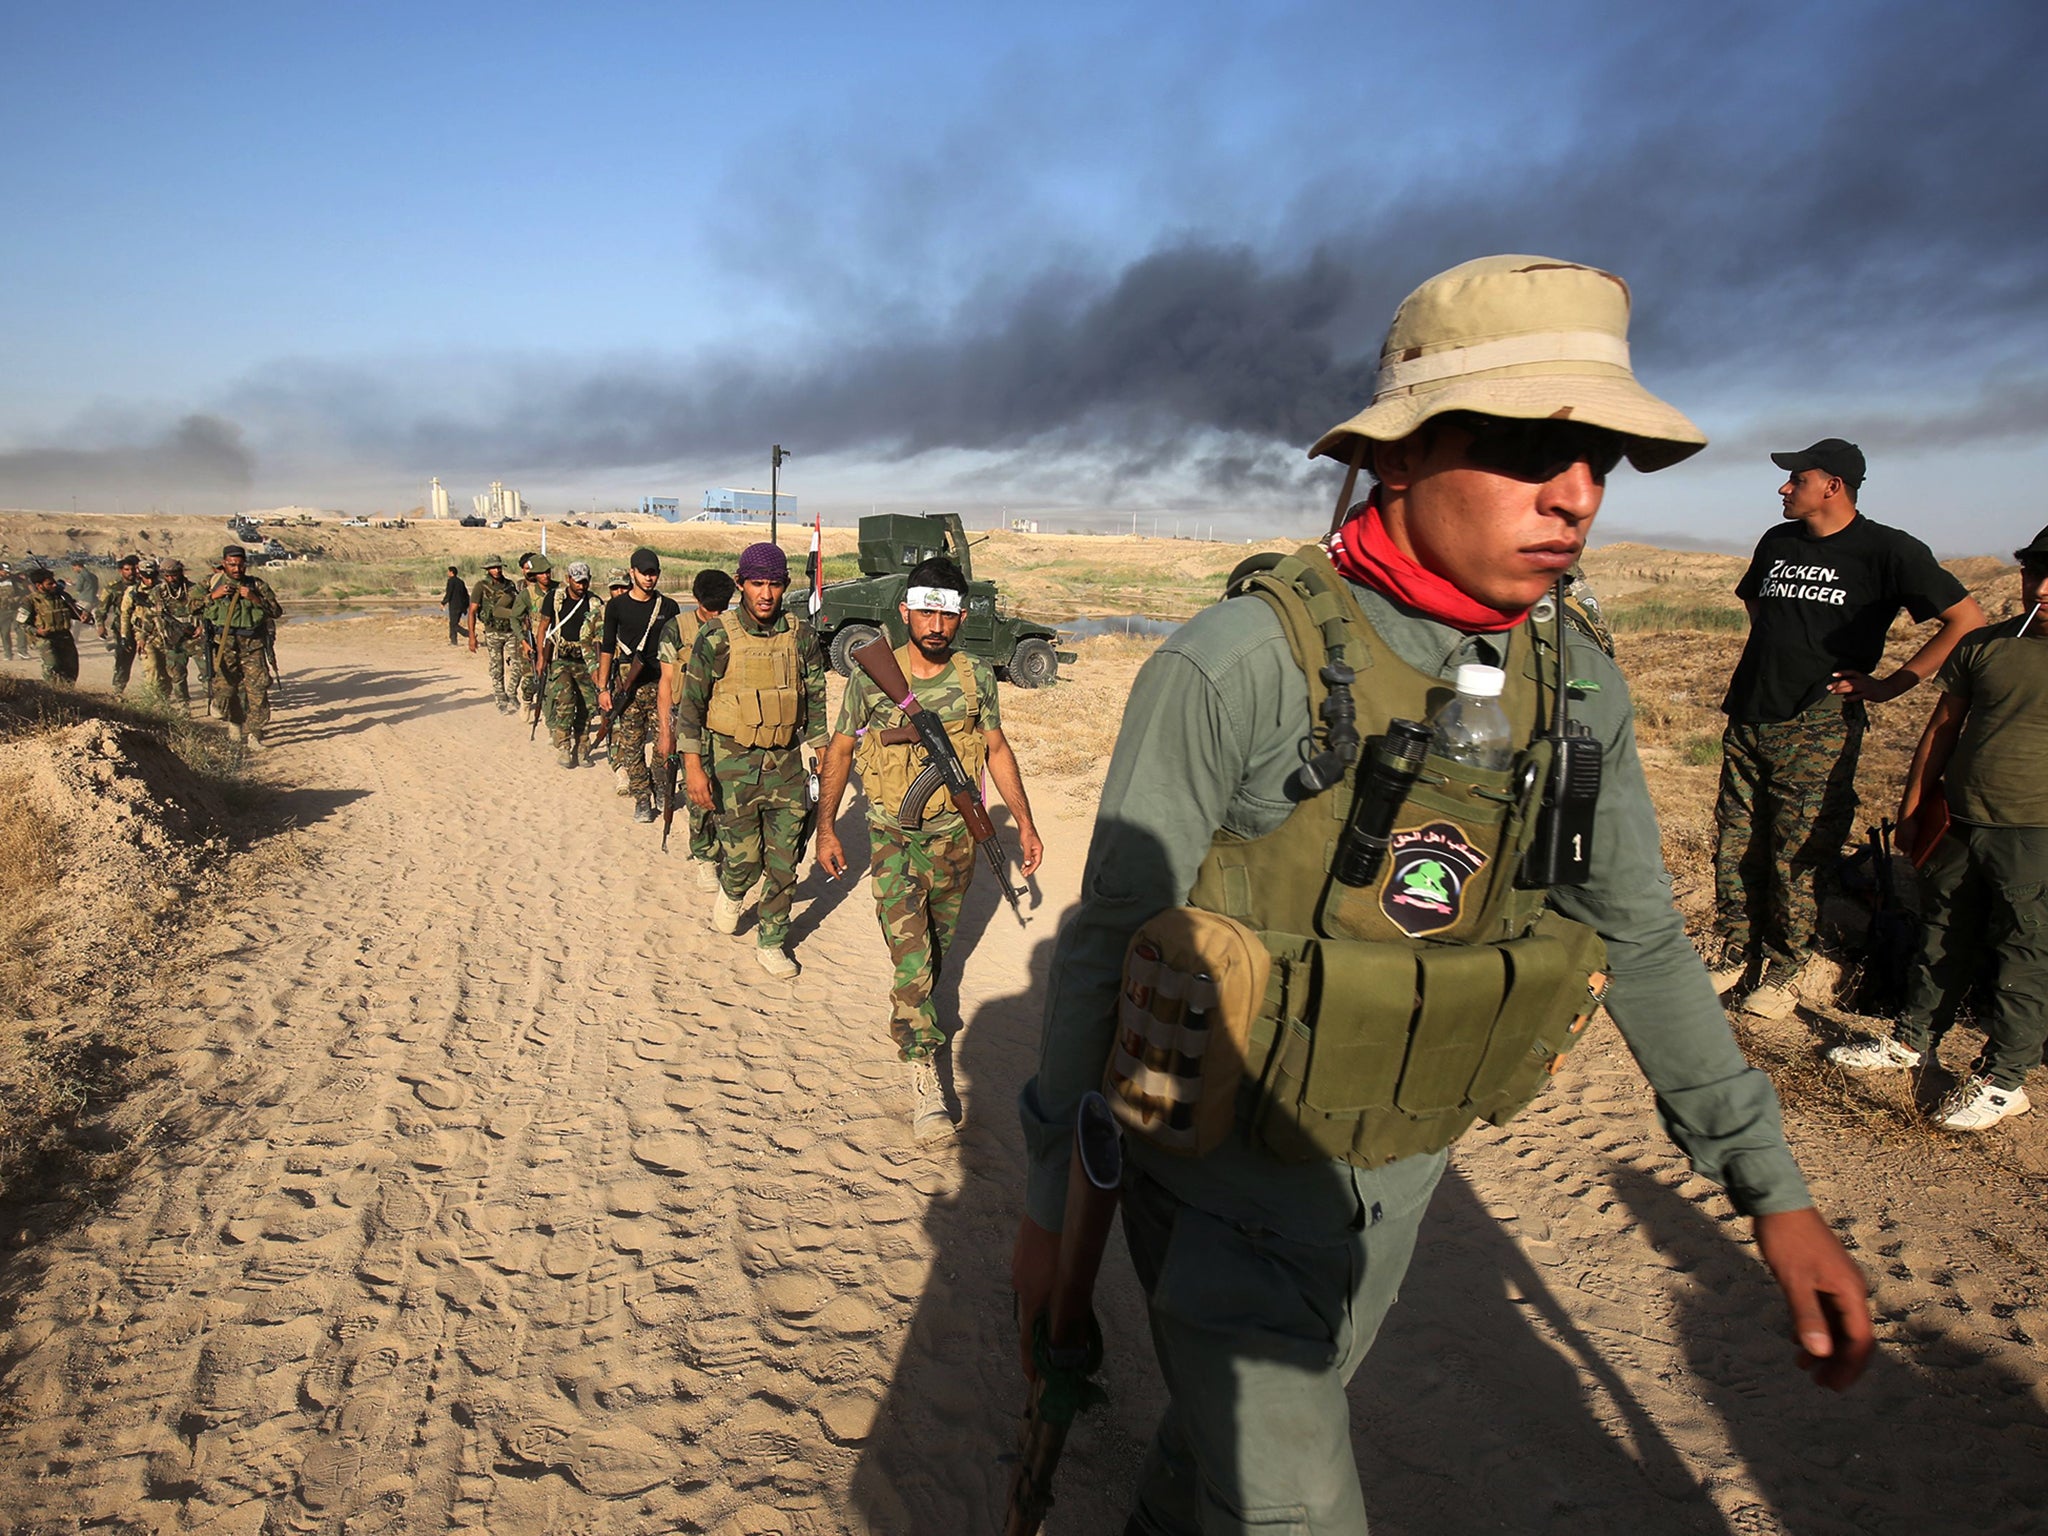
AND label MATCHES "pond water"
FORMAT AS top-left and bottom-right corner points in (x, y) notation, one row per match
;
(1059, 613), (1183, 641)
(285, 605), (440, 626)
